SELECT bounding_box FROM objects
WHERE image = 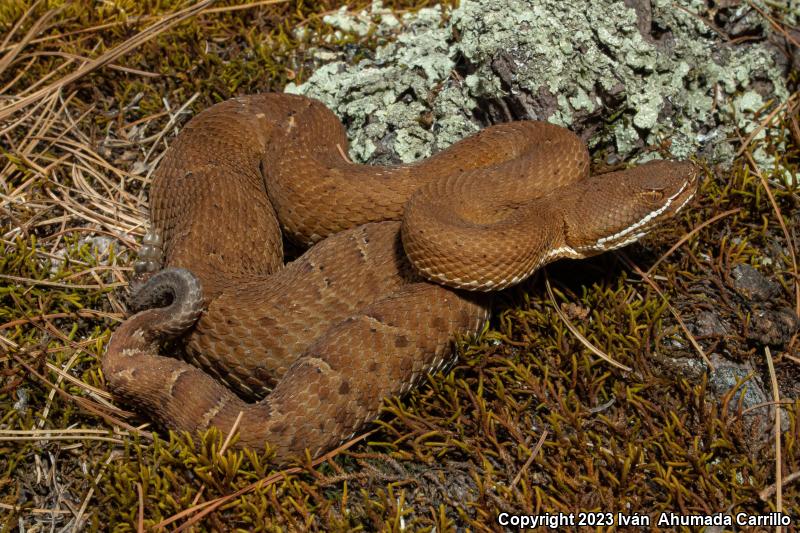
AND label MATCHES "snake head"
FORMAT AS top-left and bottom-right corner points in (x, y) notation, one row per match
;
(563, 160), (700, 255)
